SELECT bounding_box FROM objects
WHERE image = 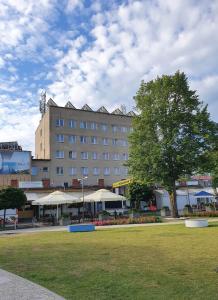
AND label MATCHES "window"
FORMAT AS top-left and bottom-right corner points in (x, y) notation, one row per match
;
(40, 143), (42, 151)
(69, 151), (77, 160)
(102, 138), (109, 145)
(129, 127), (133, 133)
(56, 134), (64, 142)
(114, 167), (121, 175)
(112, 125), (118, 132)
(93, 167), (100, 176)
(56, 166), (64, 175)
(81, 167), (89, 175)
(112, 139), (118, 146)
(42, 167), (48, 172)
(121, 126), (127, 133)
(101, 123), (108, 131)
(92, 152), (98, 160)
(122, 153), (128, 160)
(69, 135), (77, 144)
(120, 139), (128, 146)
(112, 153), (120, 160)
(56, 119), (64, 127)
(69, 119), (76, 128)
(91, 136), (97, 144)
(90, 122), (98, 130)
(103, 167), (110, 176)
(81, 152), (88, 160)
(102, 152), (110, 160)
(80, 136), (87, 144)
(31, 167), (38, 176)
(40, 129), (42, 136)
(55, 150), (64, 159)
(69, 167), (77, 175)
(122, 167), (128, 176)
(80, 121), (88, 129)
